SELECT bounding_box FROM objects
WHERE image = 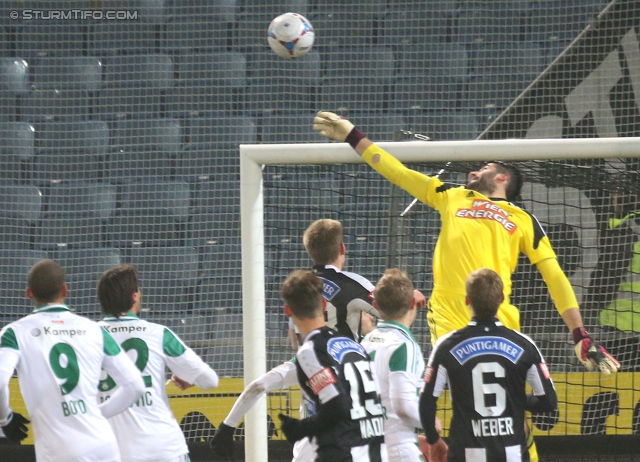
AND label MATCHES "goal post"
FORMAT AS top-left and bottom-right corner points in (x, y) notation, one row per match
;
(240, 136), (640, 462)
